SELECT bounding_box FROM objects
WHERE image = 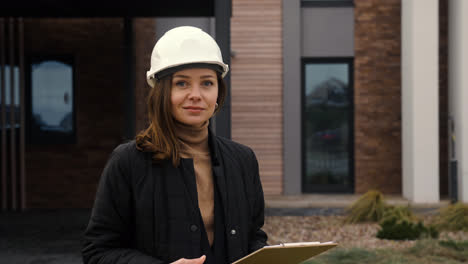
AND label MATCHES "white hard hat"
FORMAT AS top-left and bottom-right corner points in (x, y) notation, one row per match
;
(146, 26), (229, 88)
